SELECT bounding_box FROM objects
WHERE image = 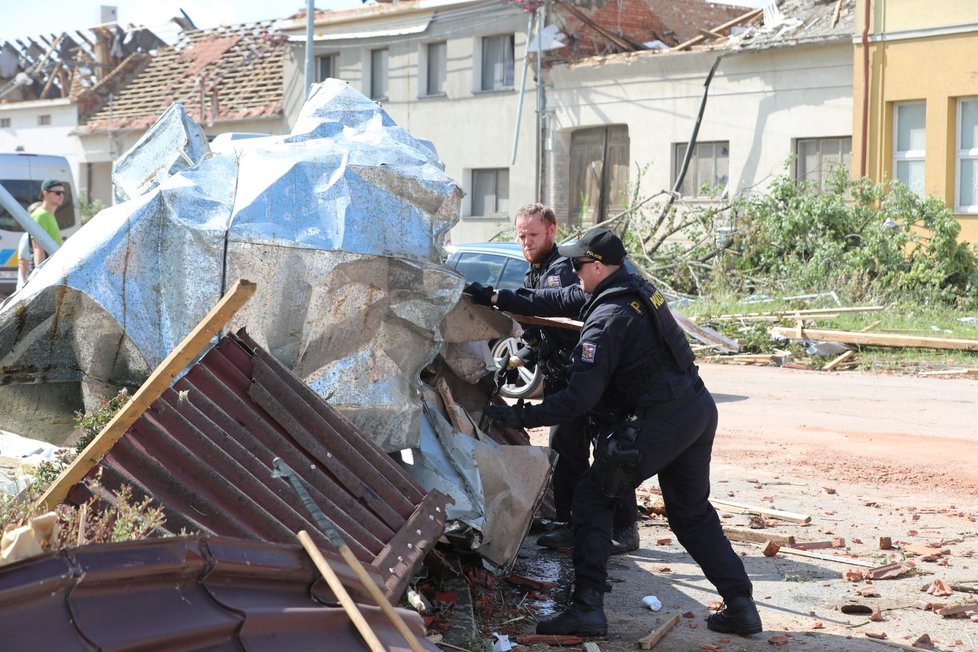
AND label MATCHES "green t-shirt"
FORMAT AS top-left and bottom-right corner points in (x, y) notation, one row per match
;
(29, 207), (63, 247)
